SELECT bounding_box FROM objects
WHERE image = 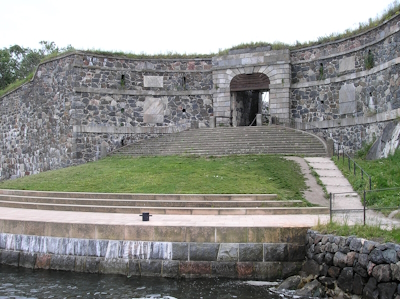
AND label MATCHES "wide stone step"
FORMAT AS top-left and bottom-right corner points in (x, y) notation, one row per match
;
(0, 200), (329, 215)
(0, 195), (301, 208)
(110, 125), (327, 157)
(0, 190), (277, 201)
